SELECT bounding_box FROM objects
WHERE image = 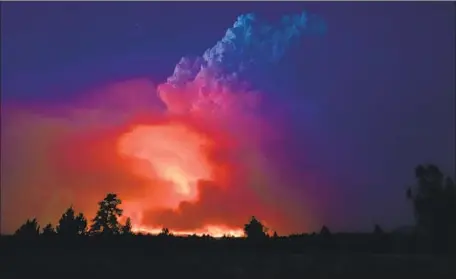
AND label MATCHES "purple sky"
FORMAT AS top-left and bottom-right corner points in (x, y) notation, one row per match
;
(1, 1), (454, 232)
